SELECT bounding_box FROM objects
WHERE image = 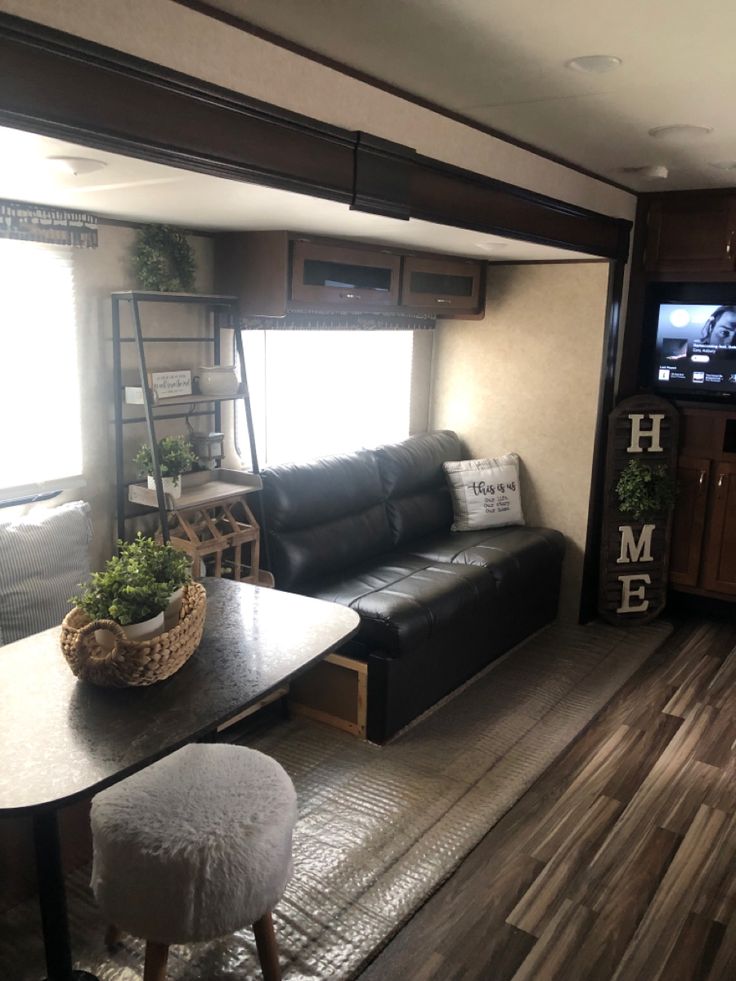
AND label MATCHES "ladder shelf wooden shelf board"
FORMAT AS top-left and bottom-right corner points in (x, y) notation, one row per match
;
(128, 469), (262, 511)
(123, 383), (246, 407)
